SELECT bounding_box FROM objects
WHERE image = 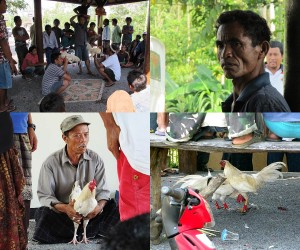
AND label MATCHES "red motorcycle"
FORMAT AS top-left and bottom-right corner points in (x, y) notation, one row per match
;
(160, 186), (216, 250)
